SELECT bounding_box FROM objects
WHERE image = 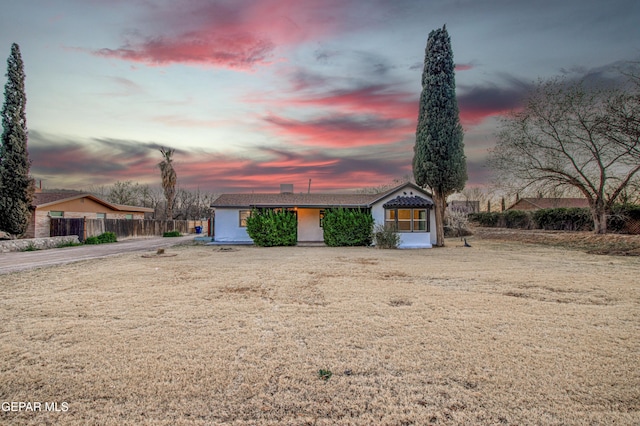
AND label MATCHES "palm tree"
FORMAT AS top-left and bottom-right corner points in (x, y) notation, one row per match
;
(158, 147), (177, 219)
